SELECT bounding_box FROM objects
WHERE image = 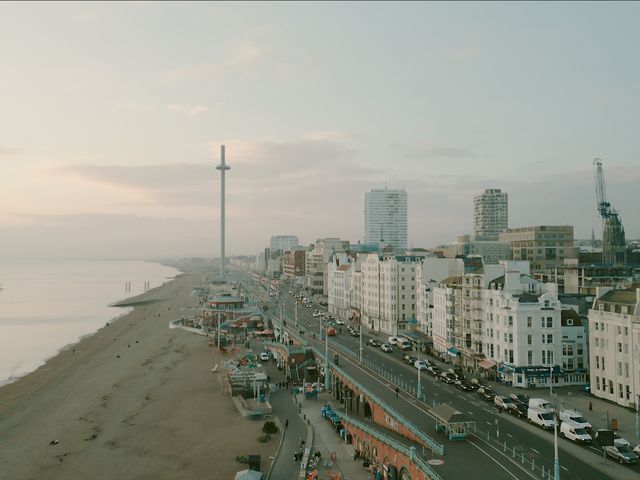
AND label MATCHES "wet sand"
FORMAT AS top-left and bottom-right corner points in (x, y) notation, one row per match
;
(0, 272), (276, 480)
